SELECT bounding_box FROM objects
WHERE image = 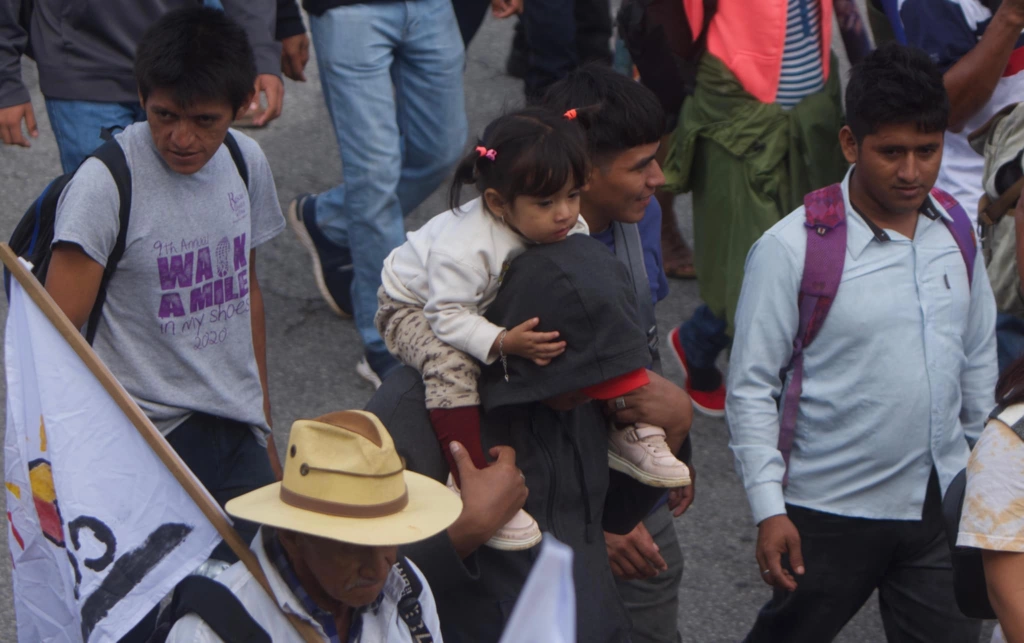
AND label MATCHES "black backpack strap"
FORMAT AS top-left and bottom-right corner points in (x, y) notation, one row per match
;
(394, 558), (434, 643)
(992, 404), (1024, 441)
(612, 221), (661, 374)
(223, 131), (249, 190)
(84, 138), (132, 345)
(159, 575), (271, 643)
